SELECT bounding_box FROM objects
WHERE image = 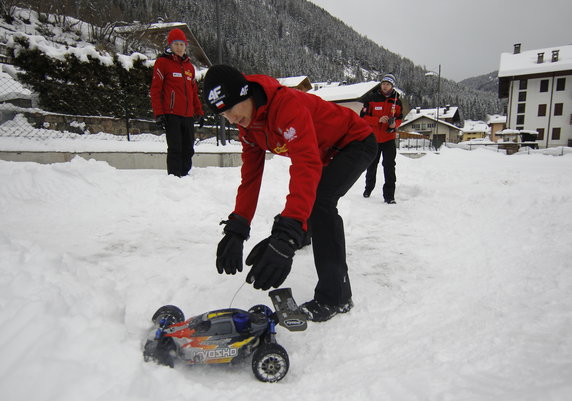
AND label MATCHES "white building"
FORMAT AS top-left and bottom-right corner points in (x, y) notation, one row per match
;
(498, 43), (572, 148)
